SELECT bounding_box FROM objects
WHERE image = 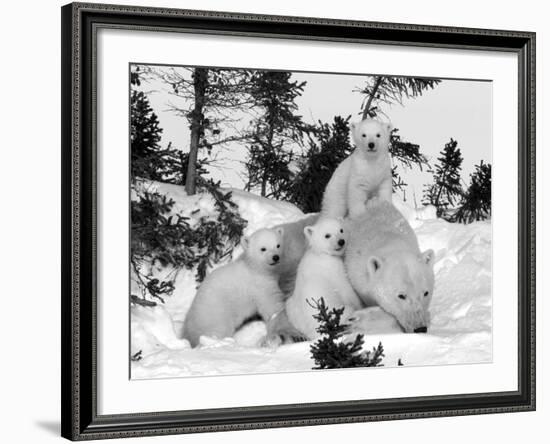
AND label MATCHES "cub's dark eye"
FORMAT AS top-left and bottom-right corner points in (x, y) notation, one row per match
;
(398, 294), (406, 300)
(325, 234), (331, 239)
(362, 133), (366, 137)
(424, 291), (429, 297)
(376, 133), (381, 138)
(276, 244), (280, 248)
(340, 229), (344, 233)
(261, 247), (266, 252)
